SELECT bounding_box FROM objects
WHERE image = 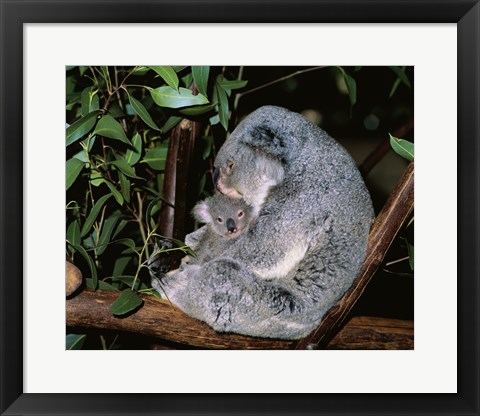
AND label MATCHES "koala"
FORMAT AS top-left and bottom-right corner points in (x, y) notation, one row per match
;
(150, 105), (374, 340)
(187, 194), (255, 264)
